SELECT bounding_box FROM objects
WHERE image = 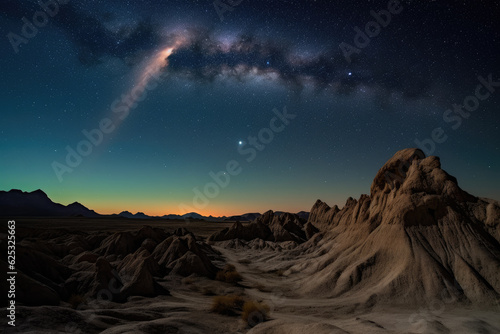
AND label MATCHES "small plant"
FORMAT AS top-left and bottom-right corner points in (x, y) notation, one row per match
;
(242, 300), (270, 327)
(68, 294), (87, 309)
(210, 295), (245, 316)
(215, 264), (242, 283)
